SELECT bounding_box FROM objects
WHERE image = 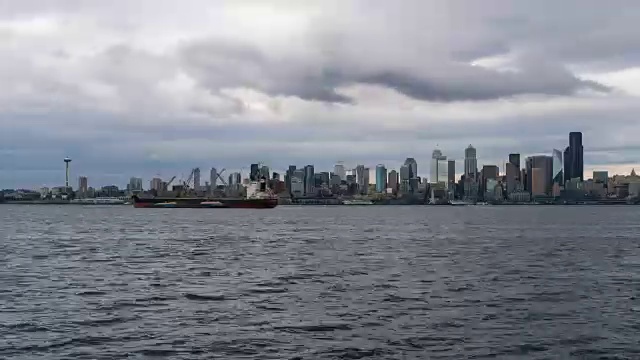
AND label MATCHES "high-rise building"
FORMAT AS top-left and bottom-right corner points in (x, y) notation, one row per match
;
(508, 153), (521, 169)
(404, 158), (417, 179)
(464, 145), (477, 181)
(552, 149), (563, 185)
(193, 168), (201, 190)
(375, 164), (387, 193)
(286, 165), (296, 193)
(593, 171), (608, 184)
(399, 165), (410, 193)
(430, 149), (448, 184)
(506, 162), (519, 194)
(482, 165), (499, 181)
(566, 132), (583, 181)
(356, 165), (366, 193)
(363, 167), (370, 194)
(563, 146), (572, 182)
(78, 176), (88, 195)
(291, 169), (305, 197)
(150, 177), (163, 192)
(250, 163), (260, 181)
(388, 170), (399, 191)
(128, 177), (143, 193)
(447, 160), (456, 184)
(209, 168), (218, 189)
(304, 165), (315, 195)
(333, 163), (346, 181)
(531, 168), (546, 196)
(260, 165), (270, 180)
(526, 156), (552, 195)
